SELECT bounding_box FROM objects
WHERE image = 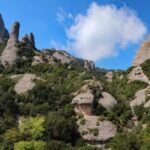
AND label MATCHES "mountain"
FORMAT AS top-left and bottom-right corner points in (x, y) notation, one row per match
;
(0, 14), (150, 150)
